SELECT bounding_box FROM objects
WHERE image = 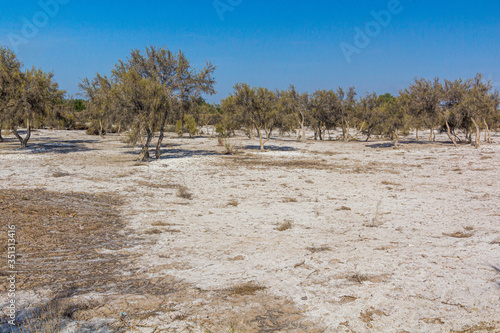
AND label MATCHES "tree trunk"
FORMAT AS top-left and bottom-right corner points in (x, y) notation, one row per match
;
(429, 128), (435, 142)
(445, 121), (458, 147)
(139, 128), (153, 161)
(300, 121), (306, 143)
(416, 128), (419, 141)
(12, 120), (32, 147)
(0, 128), (3, 142)
(22, 122), (31, 148)
(99, 119), (104, 136)
(257, 128), (264, 151)
(343, 121), (349, 142)
(155, 107), (169, 159)
(484, 120), (492, 143)
(393, 131), (399, 148)
(471, 118), (480, 148)
(249, 125), (255, 140)
(353, 122), (365, 139)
